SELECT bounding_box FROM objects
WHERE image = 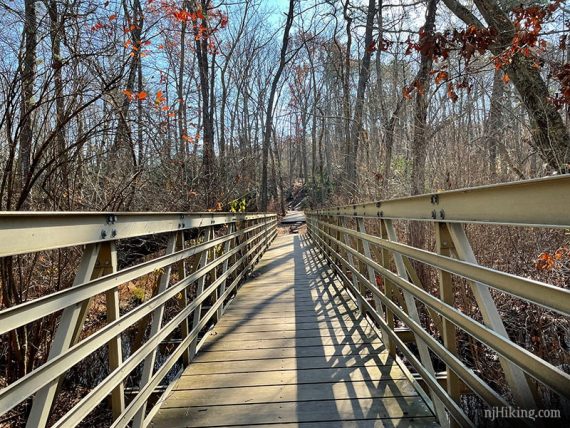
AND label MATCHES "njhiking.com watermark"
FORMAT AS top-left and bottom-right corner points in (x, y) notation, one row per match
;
(484, 407), (561, 421)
